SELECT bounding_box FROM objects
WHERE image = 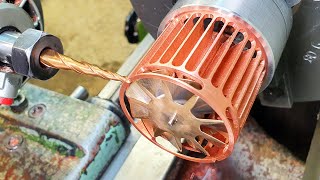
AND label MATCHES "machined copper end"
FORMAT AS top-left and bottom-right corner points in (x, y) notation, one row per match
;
(120, 8), (267, 162)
